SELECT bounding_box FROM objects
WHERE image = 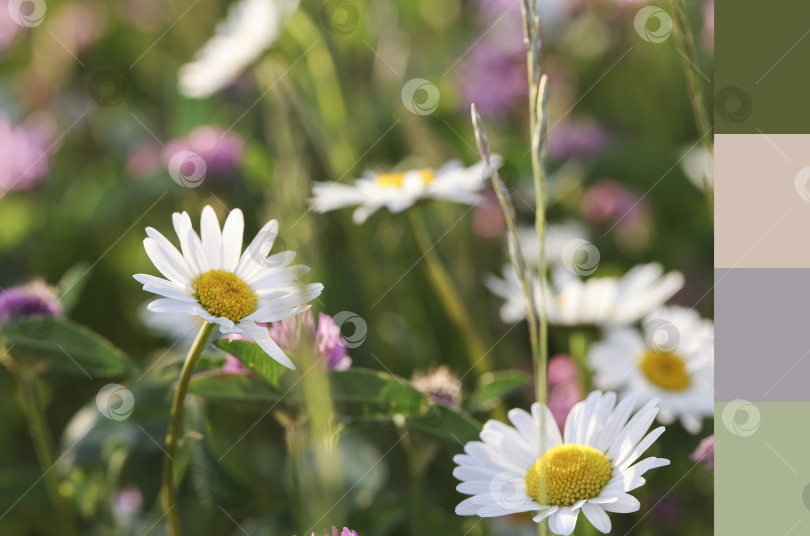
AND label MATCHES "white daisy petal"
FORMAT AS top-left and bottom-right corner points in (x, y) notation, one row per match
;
(200, 205), (223, 269)
(581, 502), (611, 533)
(549, 507), (579, 535)
(238, 322), (296, 370)
(222, 208), (245, 272)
